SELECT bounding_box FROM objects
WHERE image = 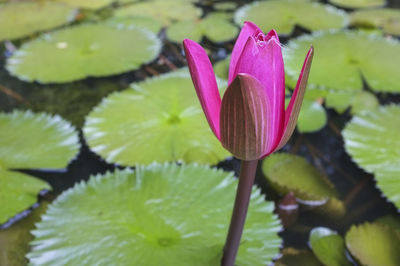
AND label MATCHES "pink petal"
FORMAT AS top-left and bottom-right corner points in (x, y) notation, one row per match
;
(228, 21), (262, 84)
(274, 46), (314, 152)
(183, 39), (222, 139)
(232, 30), (286, 152)
(220, 73), (272, 160)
